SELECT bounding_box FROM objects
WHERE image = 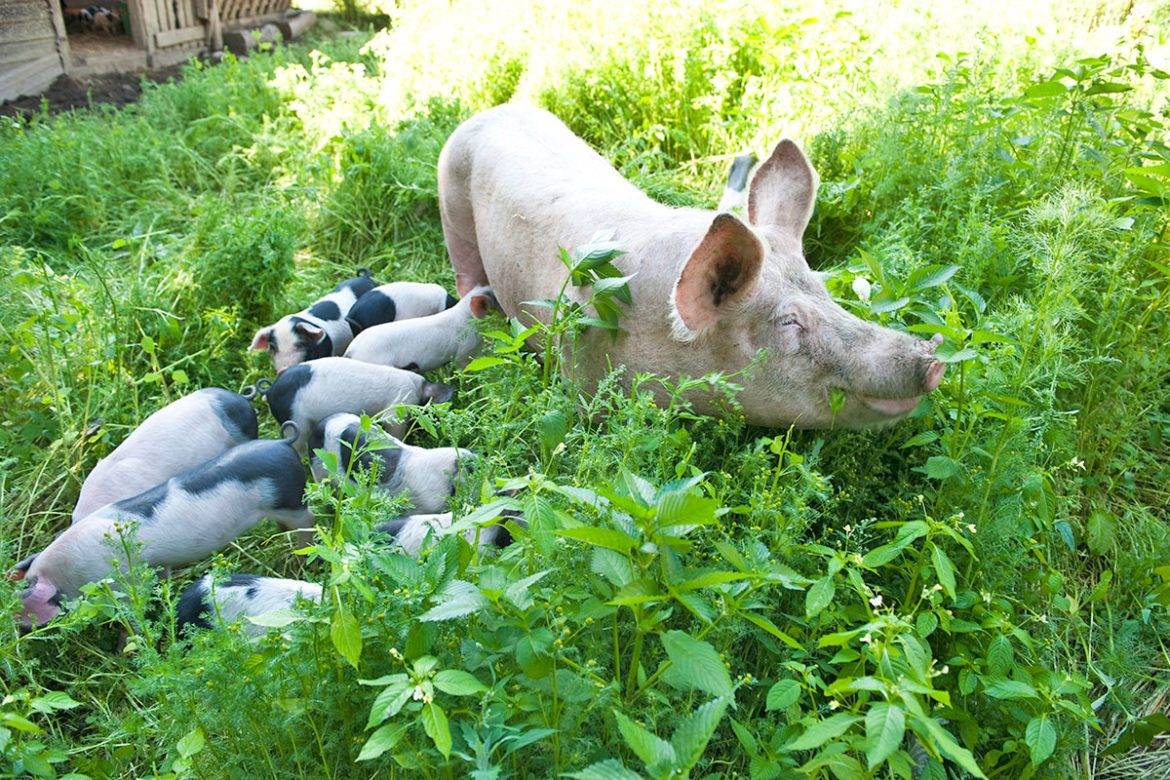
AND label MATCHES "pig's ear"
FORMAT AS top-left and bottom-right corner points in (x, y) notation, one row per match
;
(294, 321), (326, 344)
(748, 139), (820, 238)
(250, 329), (271, 351)
(469, 294), (493, 319)
(671, 213), (764, 340)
